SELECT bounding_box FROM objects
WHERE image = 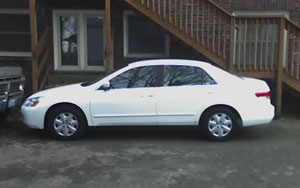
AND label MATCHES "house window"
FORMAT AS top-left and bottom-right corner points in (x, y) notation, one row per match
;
(53, 10), (105, 71)
(124, 11), (169, 58)
(0, 10), (31, 57)
(233, 11), (289, 67)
